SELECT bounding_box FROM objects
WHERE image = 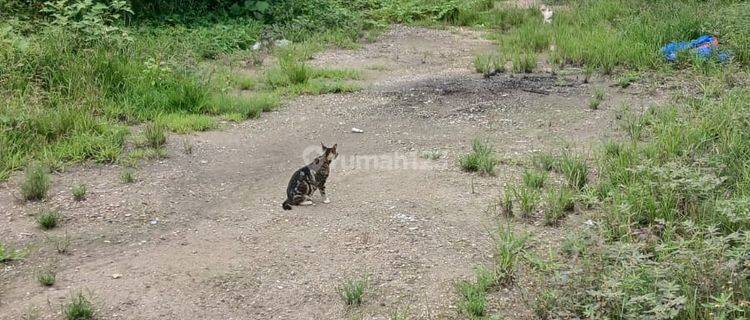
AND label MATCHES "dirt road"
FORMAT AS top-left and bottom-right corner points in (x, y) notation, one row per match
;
(1, 25), (655, 319)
